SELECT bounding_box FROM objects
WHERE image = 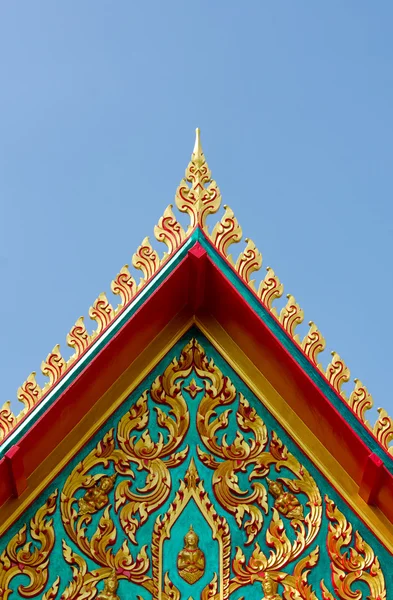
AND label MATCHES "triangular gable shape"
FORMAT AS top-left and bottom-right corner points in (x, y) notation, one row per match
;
(0, 130), (392, 599)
